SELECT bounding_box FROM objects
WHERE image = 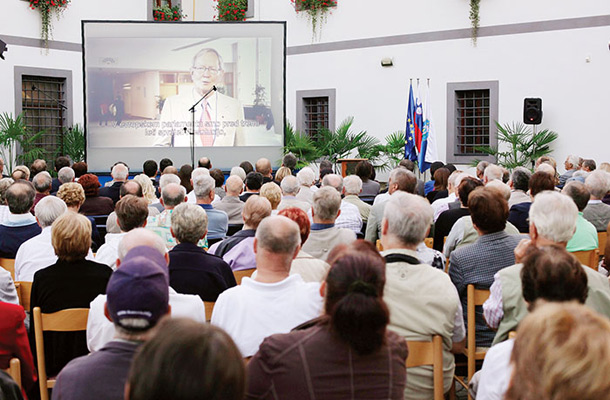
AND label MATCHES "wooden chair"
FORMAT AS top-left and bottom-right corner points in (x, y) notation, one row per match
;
(33, 307), (90, 400)
(376, 240), (383, 251)
(2, 357), (21, 389)
(0, 258), (15, 280)
(204, 301), (215, 322)
(406, 335), (444, 400)
(424, 238), (434, 248)
(233, 268), (256, 285)
(15, 281), (32, 312)
(454, 285), (490, 400)
(598, 232), (607, 257)
(571, 249), (599, 270)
